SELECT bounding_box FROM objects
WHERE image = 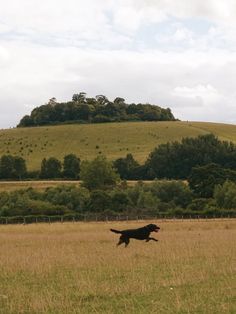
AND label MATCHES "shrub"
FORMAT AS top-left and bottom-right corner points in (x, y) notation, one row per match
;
(214, 180), (236, 209)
